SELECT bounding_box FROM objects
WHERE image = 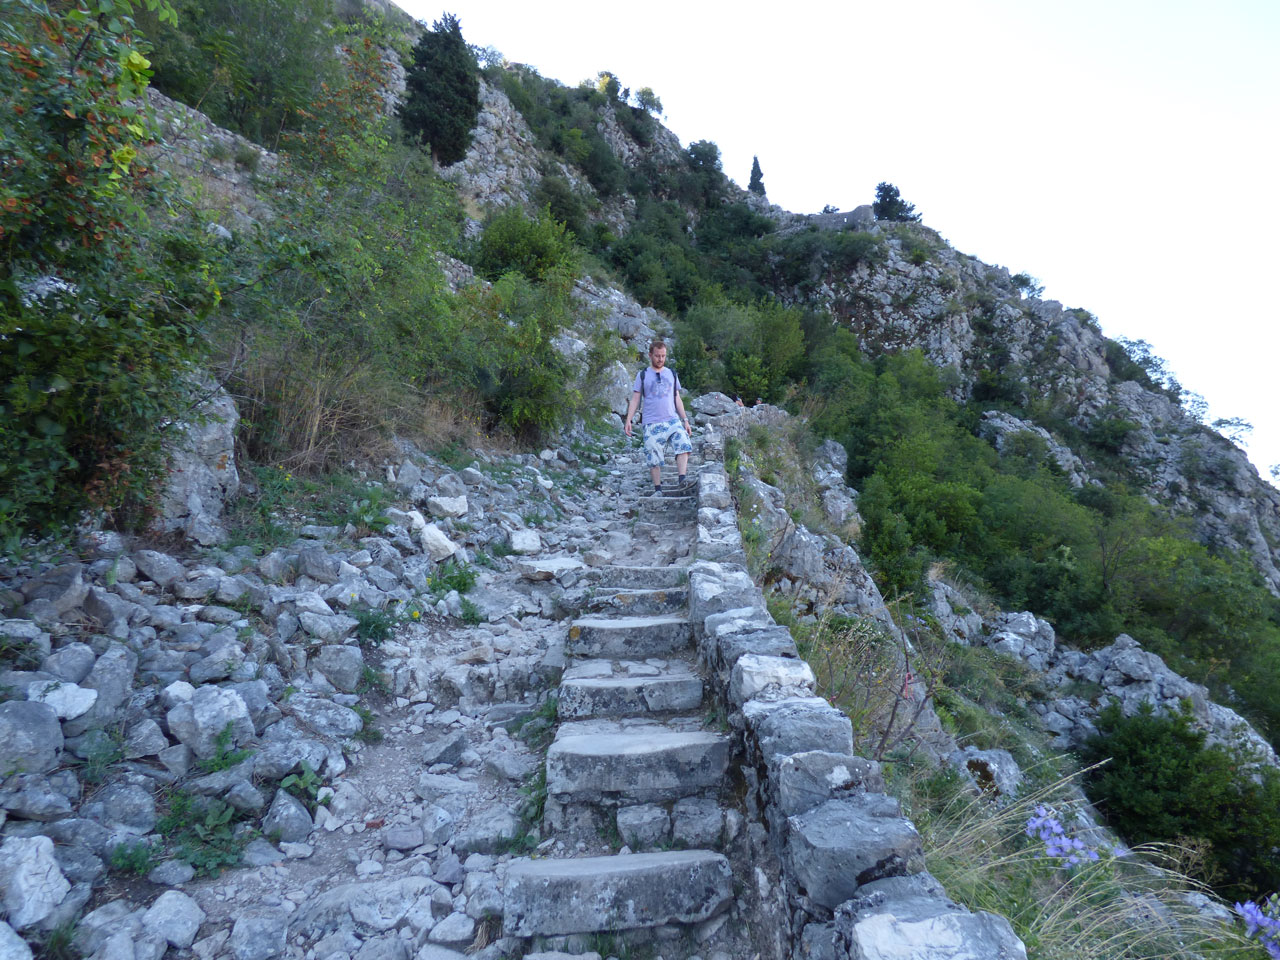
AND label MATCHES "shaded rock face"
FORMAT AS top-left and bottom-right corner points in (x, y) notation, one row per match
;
(157, 378), (240, 546)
